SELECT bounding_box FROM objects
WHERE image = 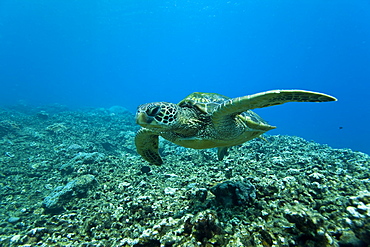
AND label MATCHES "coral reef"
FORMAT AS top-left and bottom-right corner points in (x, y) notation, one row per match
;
(0, 105), (369, 246)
